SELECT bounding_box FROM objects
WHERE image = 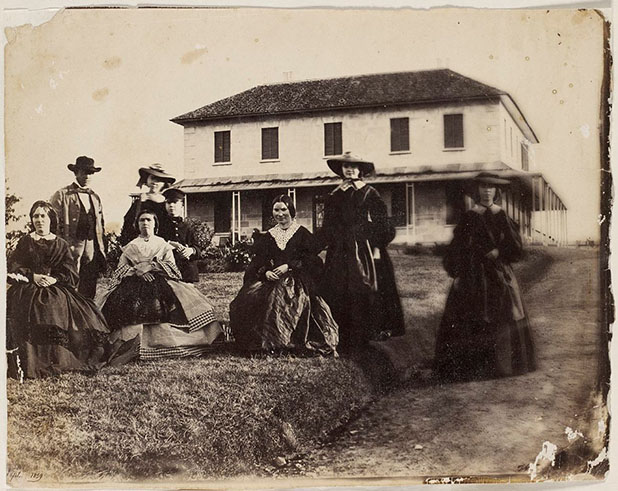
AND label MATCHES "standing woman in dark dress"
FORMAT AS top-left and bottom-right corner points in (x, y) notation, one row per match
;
(318, 152), (405, 352)
(434, 172), (535, 381)
(119, 163), (175, 246)
(6, 201), (110, 379)
(229, 195), (339, 355)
